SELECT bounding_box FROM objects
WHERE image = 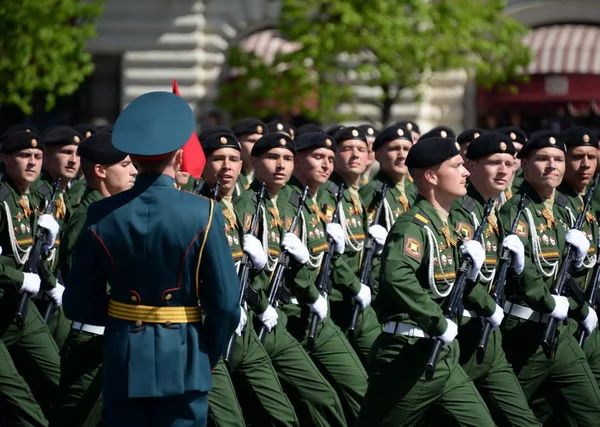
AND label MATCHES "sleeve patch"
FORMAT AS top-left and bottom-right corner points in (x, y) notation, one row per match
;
(404, 237), (422, 260)
(456, 222), (473, 241)
(516, 221), (528, 237)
